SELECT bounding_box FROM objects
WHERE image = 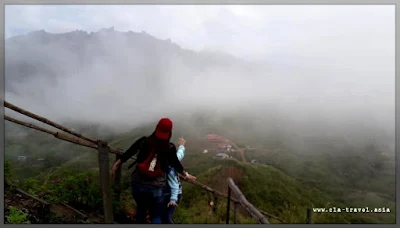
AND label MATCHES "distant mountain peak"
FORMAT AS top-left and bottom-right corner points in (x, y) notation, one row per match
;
(6, 28), (238, 62)
(31, 29), (46, 34)
(98, 26), (115, 33)
(5, 27), (249, 91)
